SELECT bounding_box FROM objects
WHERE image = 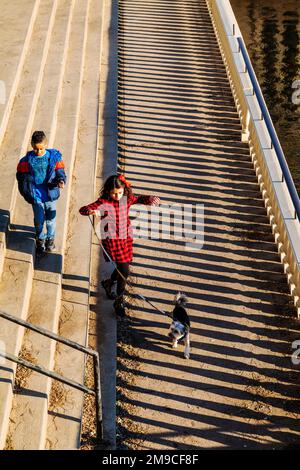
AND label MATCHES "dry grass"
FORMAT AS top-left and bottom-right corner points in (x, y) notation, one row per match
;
(14, 339), (37, 391)
(80, 355), (98, 450)
(4, 433), (14, 450)
(46, 369), (75, 449)
(48, 377), (74, 413)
